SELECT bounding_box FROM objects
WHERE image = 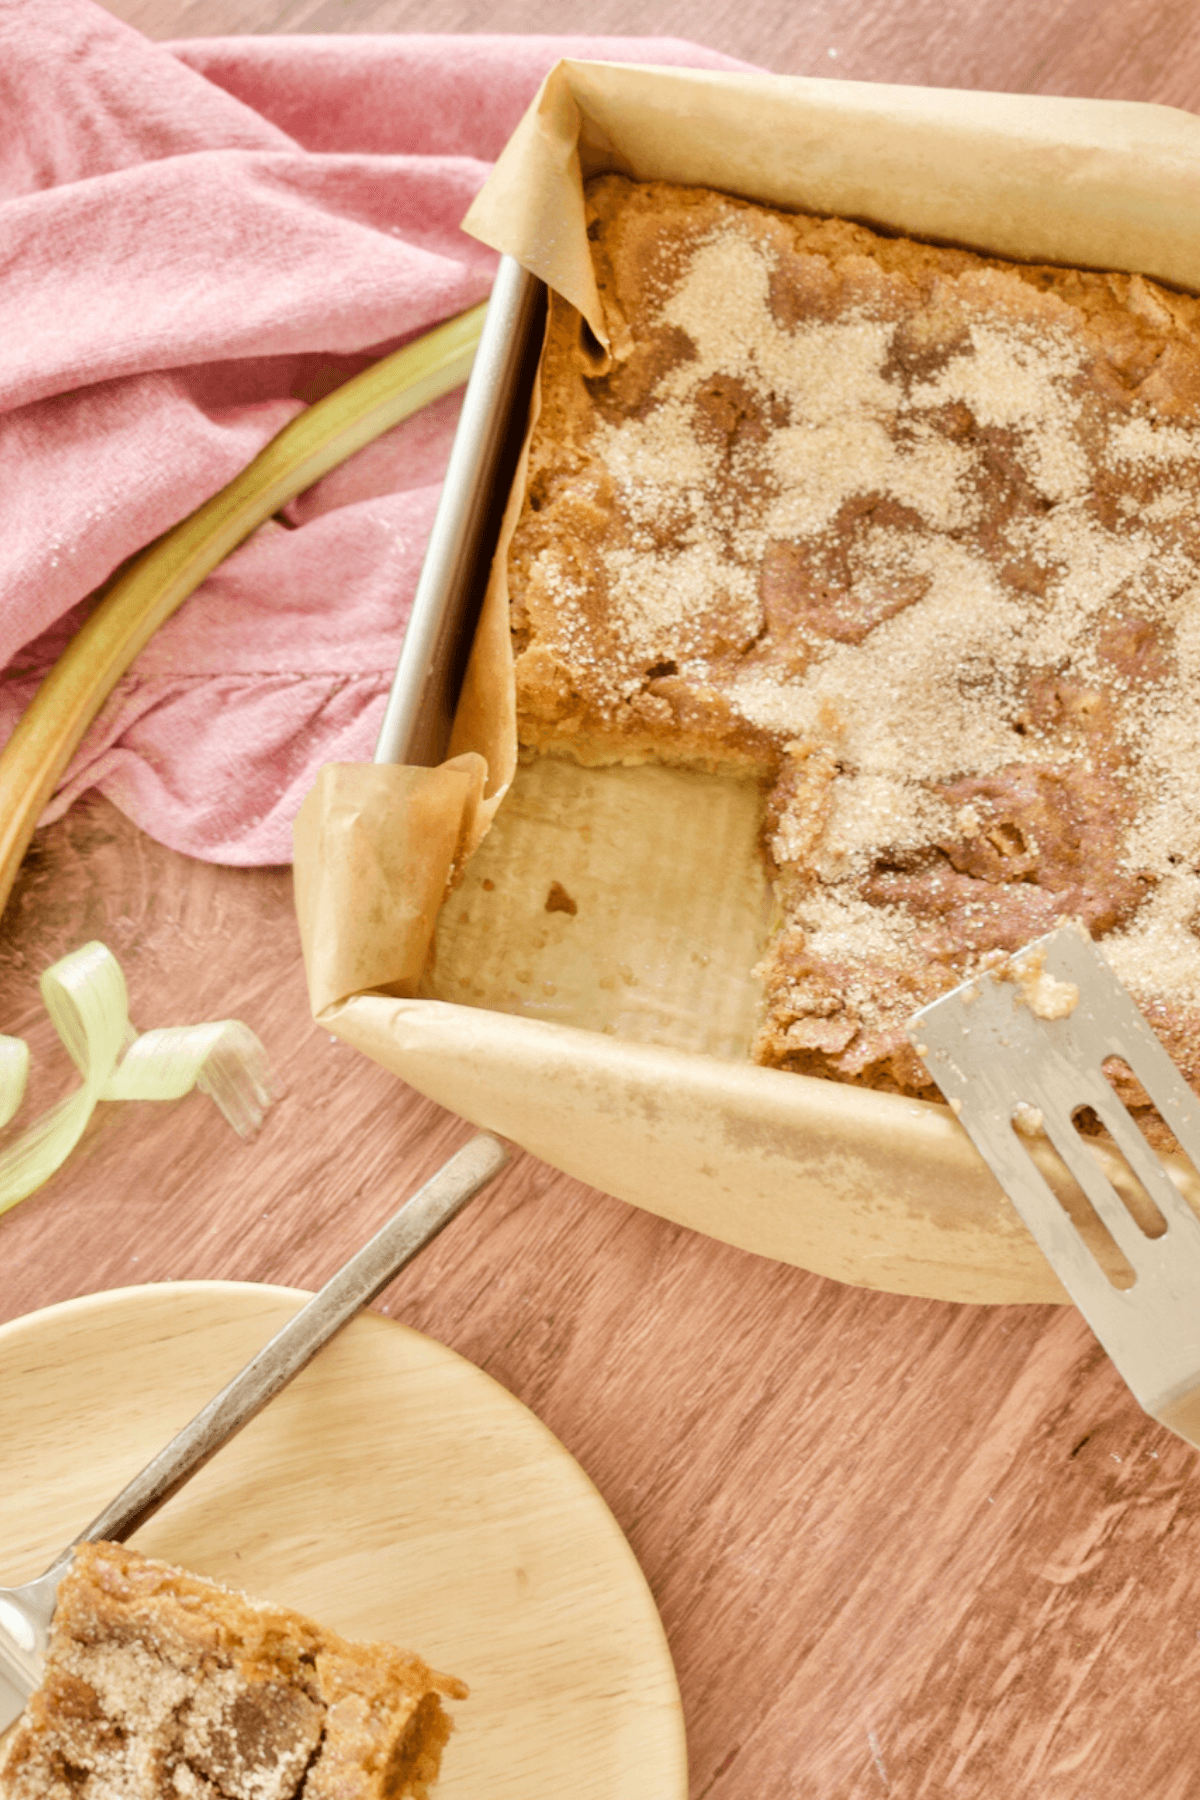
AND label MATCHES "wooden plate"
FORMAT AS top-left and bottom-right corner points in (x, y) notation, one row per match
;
(0, 1282), (685, 1799)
